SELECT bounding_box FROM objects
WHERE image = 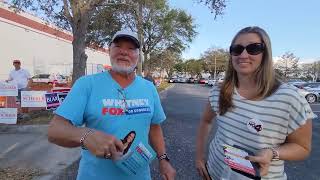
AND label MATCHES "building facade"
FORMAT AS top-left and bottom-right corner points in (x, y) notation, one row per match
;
(0, 2), (110, 80)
